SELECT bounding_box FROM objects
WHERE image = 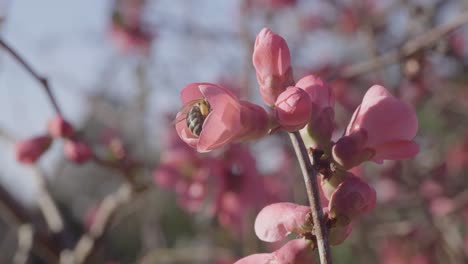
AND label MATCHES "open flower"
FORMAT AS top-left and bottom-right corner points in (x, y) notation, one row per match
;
(333, 85), (419, 168)
(175, 83), (269, 152)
